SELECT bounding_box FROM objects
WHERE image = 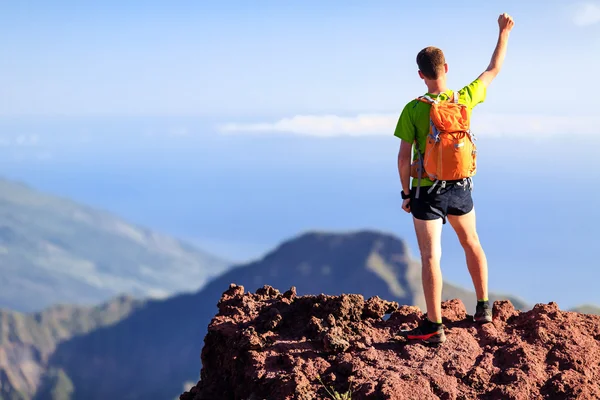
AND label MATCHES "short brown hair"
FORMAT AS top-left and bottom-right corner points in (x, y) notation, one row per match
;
(416, 47), (446, 79)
